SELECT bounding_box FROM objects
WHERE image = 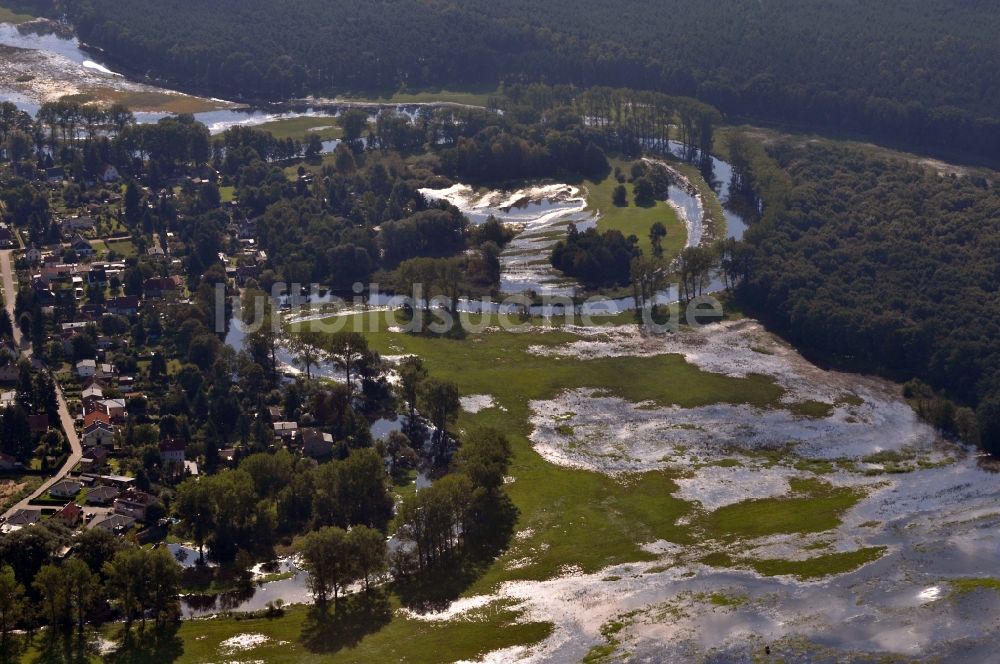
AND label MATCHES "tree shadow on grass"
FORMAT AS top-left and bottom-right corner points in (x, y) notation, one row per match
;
(300, 590), (392, 654)
(0, 635), (28, 664)
(104, 623), (184, 664)
(395, 496), (518, 613)
(25, 631), (94, 664)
